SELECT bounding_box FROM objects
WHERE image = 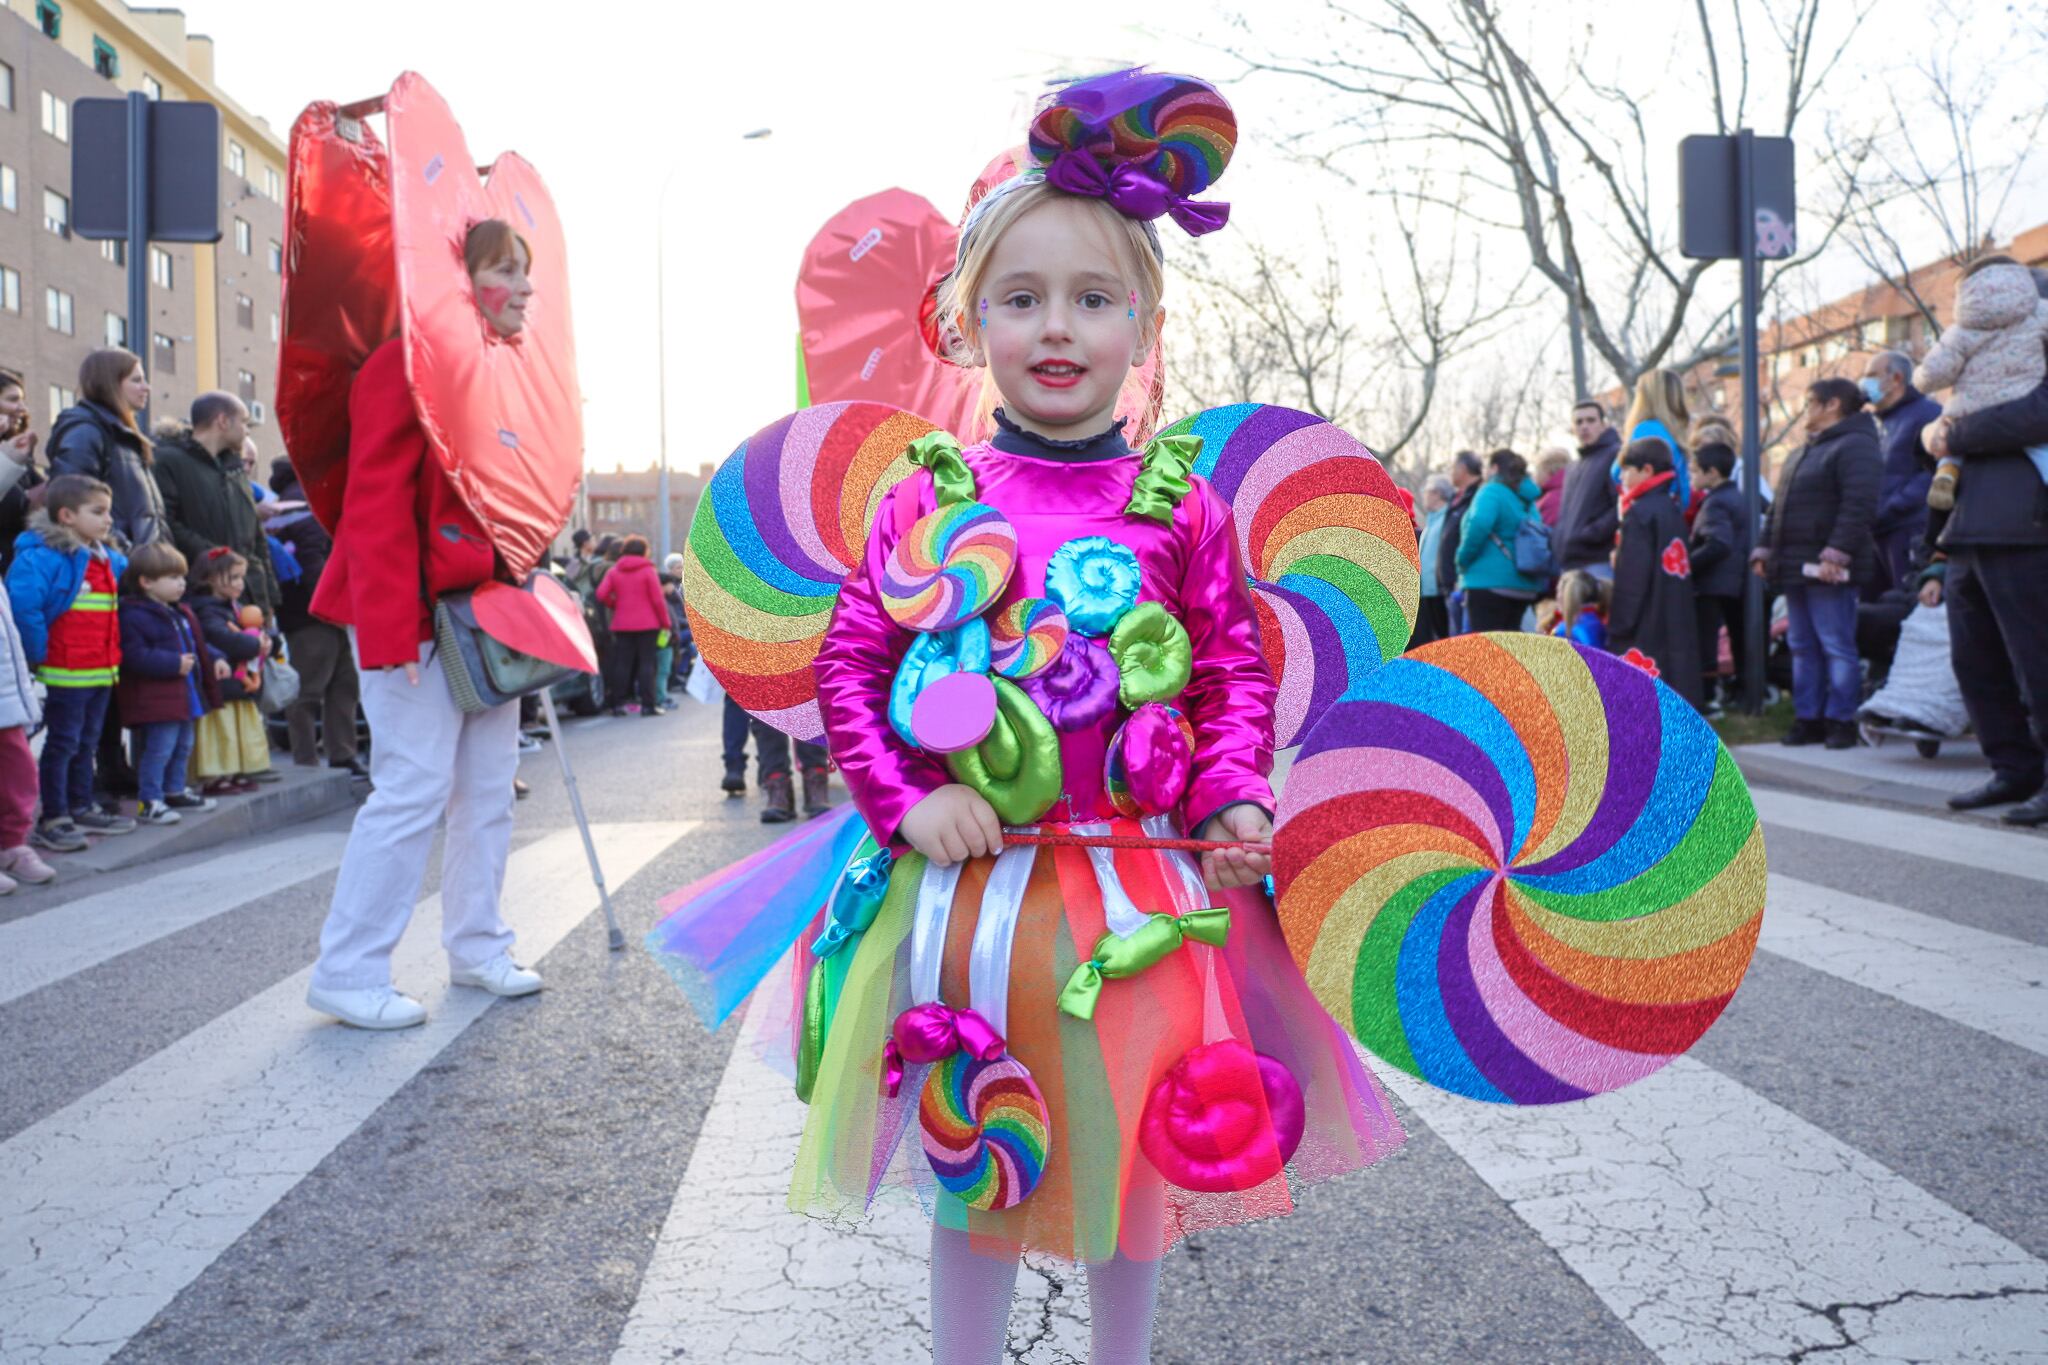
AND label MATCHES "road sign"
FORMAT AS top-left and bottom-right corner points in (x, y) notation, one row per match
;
(1679, 134), (1796, 262)
(72, 97), (223, 243)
